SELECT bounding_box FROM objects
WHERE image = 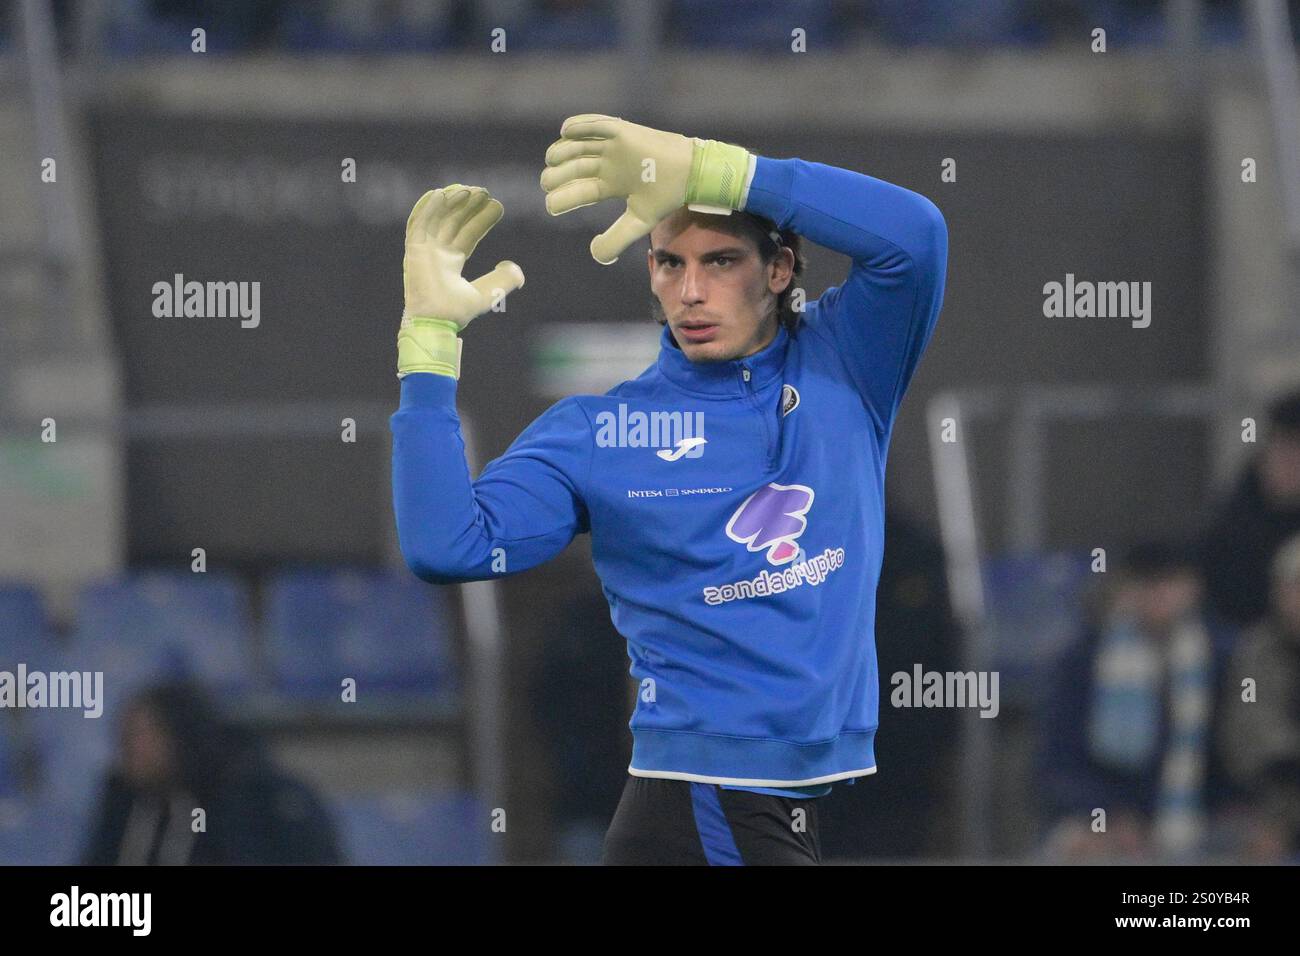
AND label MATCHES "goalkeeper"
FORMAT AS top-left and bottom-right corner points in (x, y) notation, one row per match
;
(391, 115), (948, 865)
